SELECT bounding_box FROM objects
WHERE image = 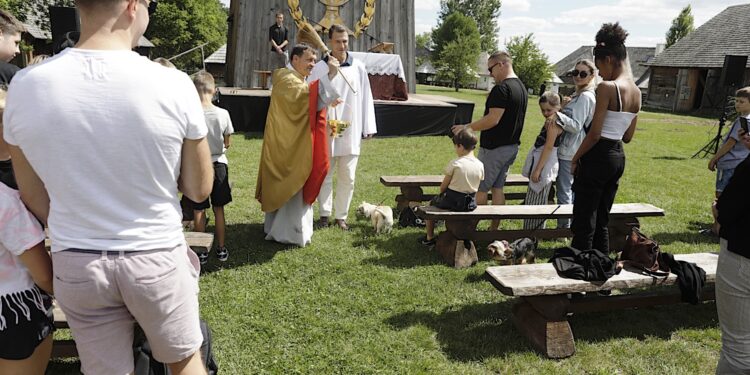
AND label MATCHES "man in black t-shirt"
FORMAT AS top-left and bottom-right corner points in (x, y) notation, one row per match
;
(452, 51), (528, 230)
(269, 11), (289, 71)
(0, 10), (24, 190)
